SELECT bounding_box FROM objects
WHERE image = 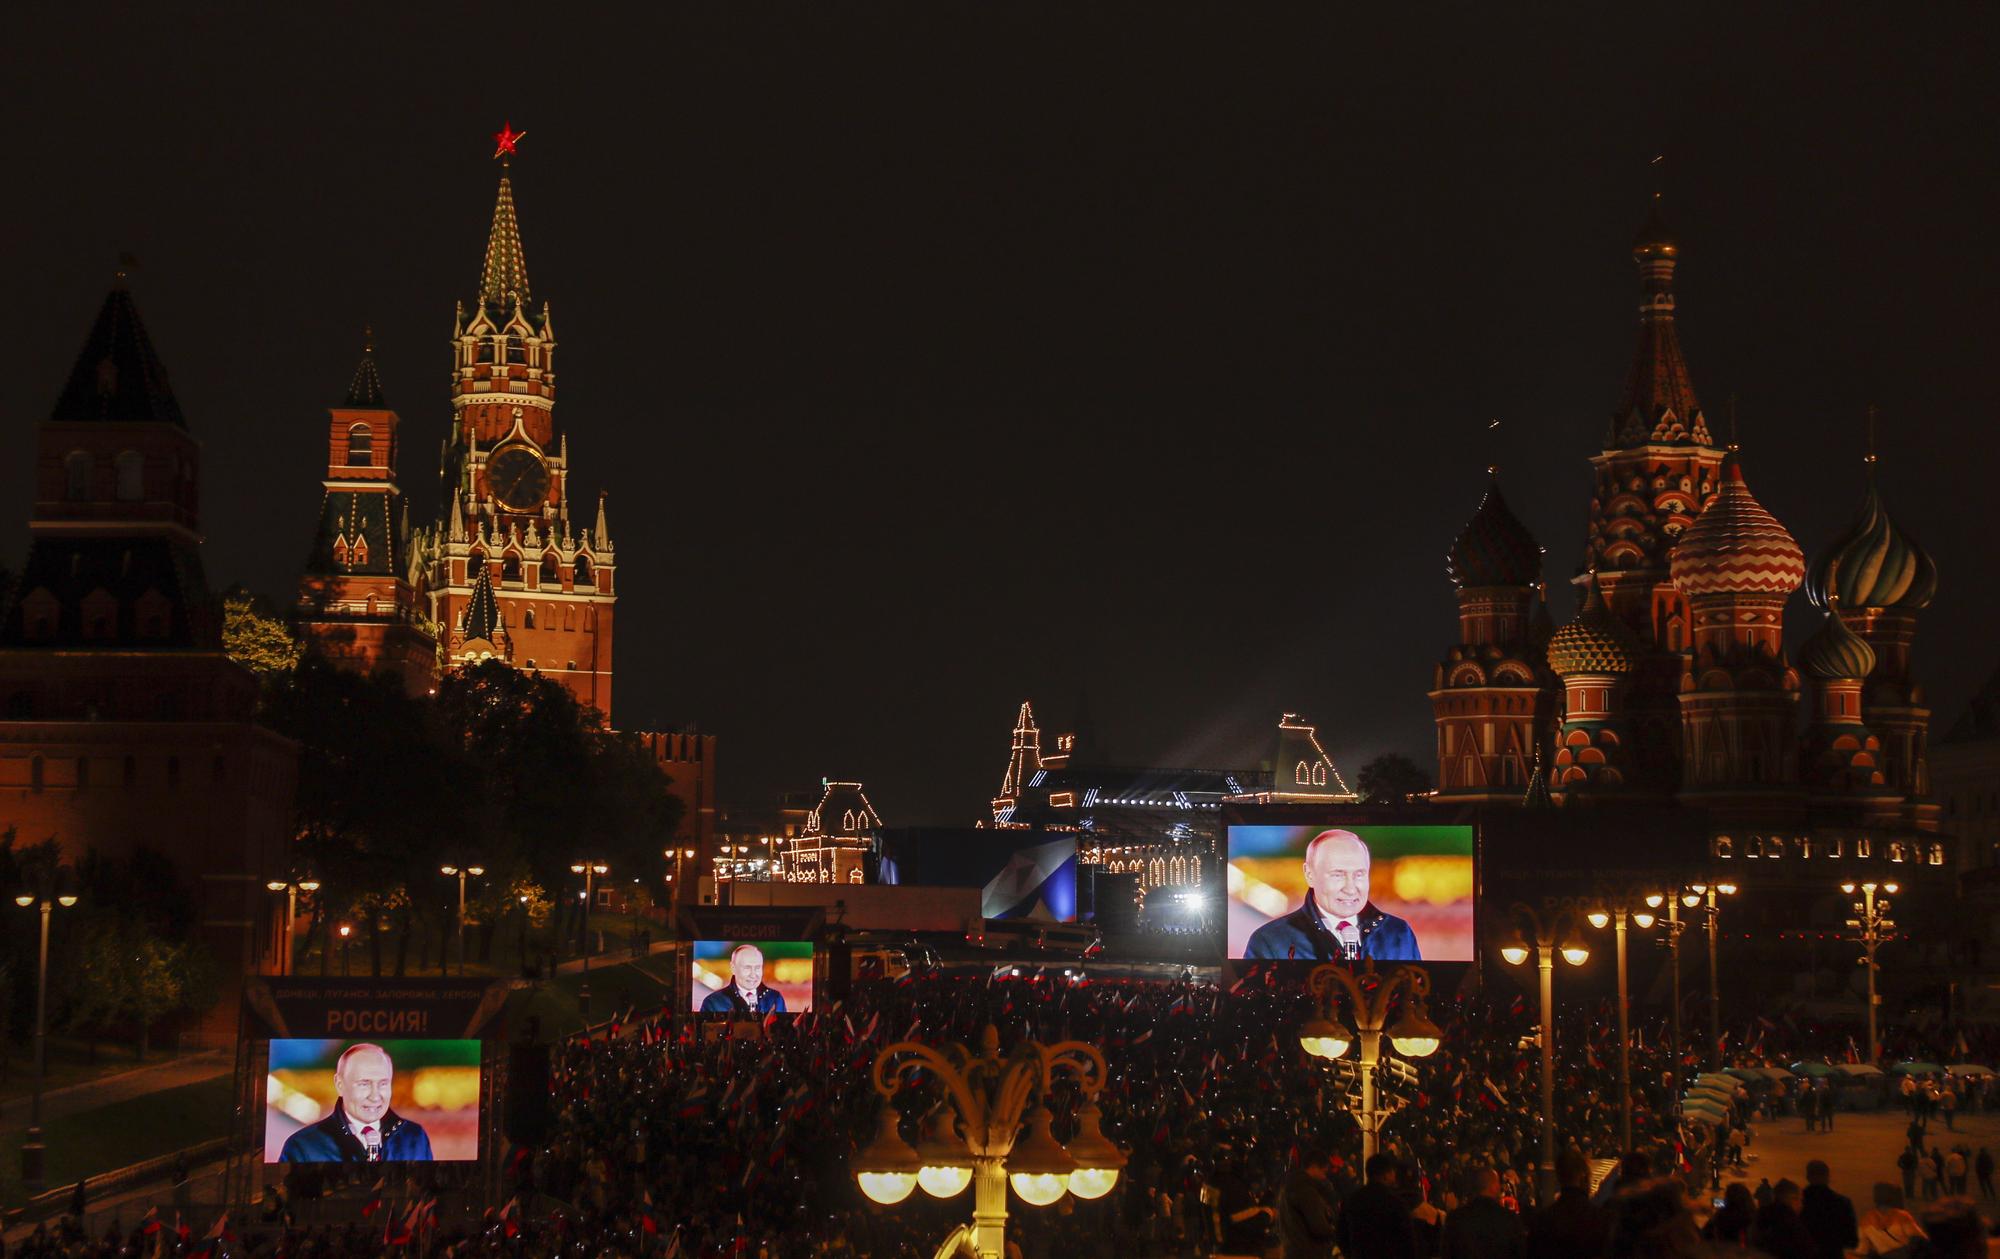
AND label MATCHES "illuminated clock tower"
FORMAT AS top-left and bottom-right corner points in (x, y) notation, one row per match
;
(431, 126), (617, 720)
